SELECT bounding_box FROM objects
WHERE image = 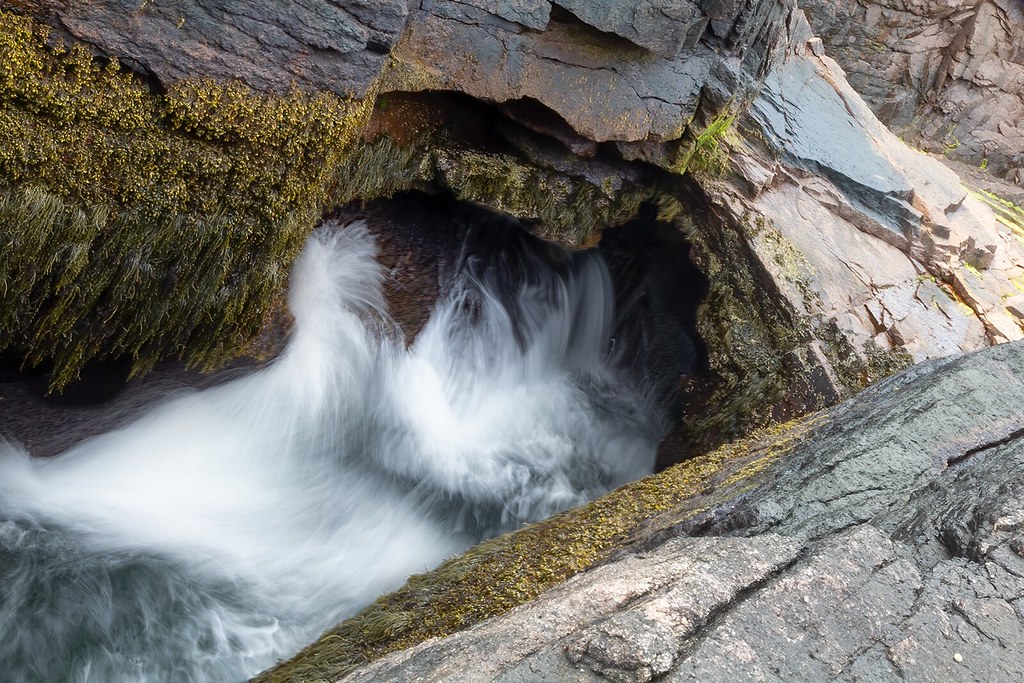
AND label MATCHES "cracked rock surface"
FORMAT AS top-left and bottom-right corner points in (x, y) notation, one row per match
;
(340, 340), (1024, 681)
(720, 27), (1024, 372)
(801, 0), (1024, 182)
(385, 0), (793, 142)
(15, 0), (407, 97)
